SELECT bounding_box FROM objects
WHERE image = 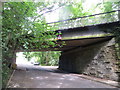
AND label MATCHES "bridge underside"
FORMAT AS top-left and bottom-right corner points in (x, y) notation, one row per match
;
(45, 36), (113, 51)
(16, 36), (113, 52)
